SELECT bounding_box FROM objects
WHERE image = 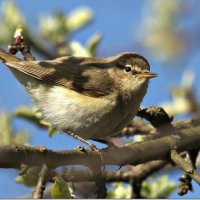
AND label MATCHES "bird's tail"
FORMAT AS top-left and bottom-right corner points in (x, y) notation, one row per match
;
(0, 48), (35, 88)
(0, 48), (21, 63)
